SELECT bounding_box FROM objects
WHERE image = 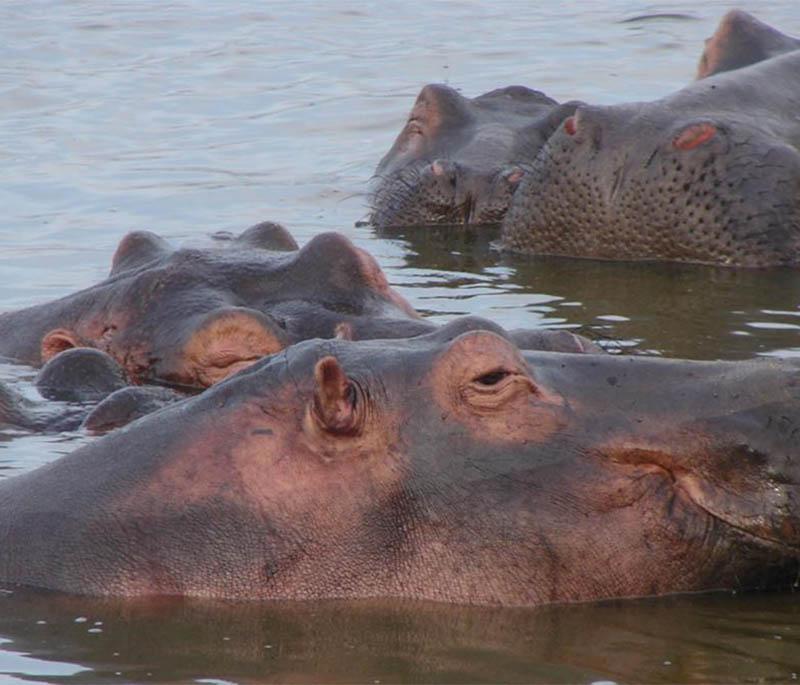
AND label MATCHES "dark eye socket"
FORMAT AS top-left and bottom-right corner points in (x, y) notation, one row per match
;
(473, 370), (511, 386)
